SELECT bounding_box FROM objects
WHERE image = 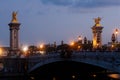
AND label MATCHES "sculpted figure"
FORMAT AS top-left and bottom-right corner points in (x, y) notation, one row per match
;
(11, 11), (18, 23)
(94, 17), (101, 26)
